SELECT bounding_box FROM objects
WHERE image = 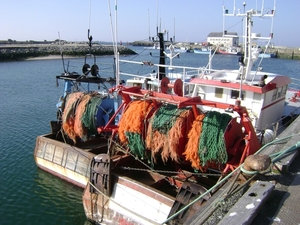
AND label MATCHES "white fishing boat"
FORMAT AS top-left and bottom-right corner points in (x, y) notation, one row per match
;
(217, 46), (242, 55)
(81, 1), (300, 225)
(144, 42), (160, 50)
